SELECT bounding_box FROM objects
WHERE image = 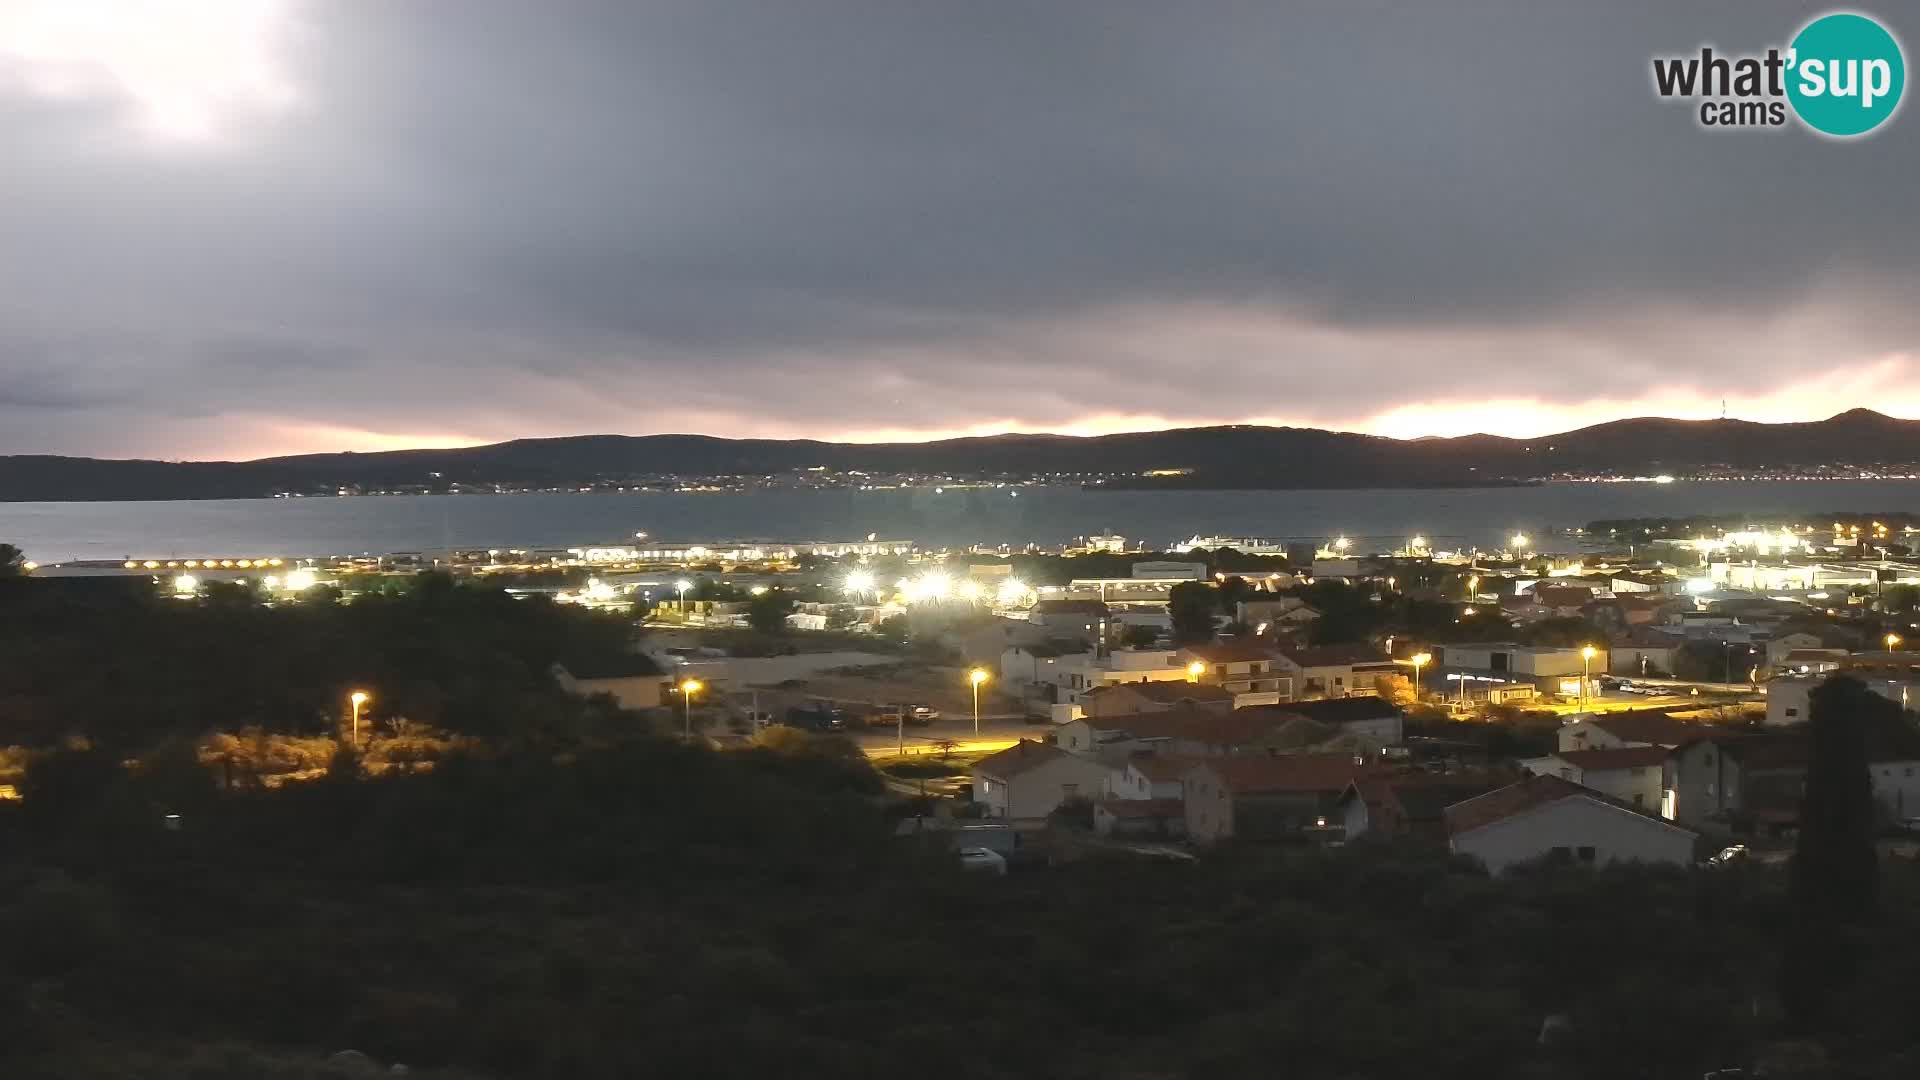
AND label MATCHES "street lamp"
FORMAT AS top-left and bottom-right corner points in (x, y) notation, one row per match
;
(680, 678), (703, 738)
(1186, 659), (1206, 683)
(349, 691), (371, 745)
(1410, 652), (1431, 701)
(1511, 533), (1530, 553)
(1580, 646), (1596, 713)
(968, 668), (989, 736)
(675, 578), (692, 613)
(1887, 632), (1903, 653)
